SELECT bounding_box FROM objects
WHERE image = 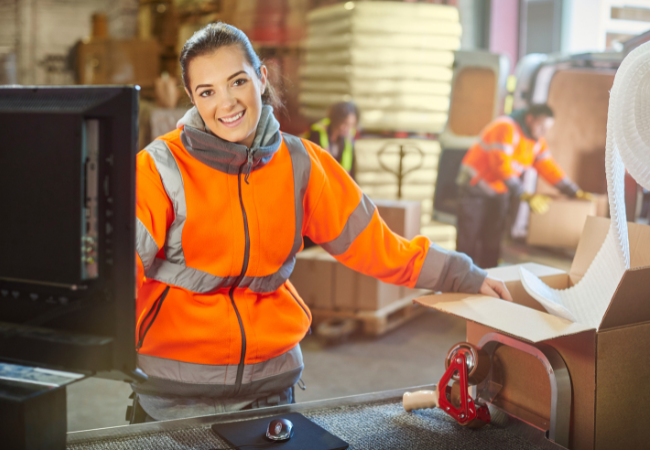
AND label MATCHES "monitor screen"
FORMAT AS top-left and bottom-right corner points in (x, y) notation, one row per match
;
(0, 86), (139, 380)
